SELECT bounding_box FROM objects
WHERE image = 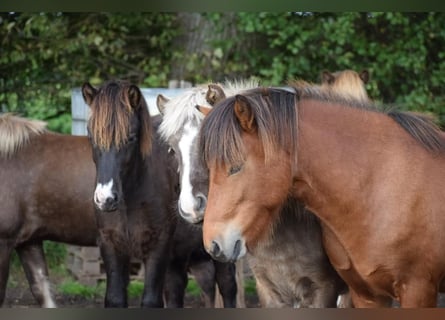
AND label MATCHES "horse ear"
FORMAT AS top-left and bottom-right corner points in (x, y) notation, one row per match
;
(206, 84), (226, 105)
(321, 71), (335, 85)
(128, 85), (142, 109)
(234, 95), (256, 133)
(195, 105), (212, 116)
(156, 94), (170, 115)
(81, 82), (97, 107)
(360, 70), (370, 84)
